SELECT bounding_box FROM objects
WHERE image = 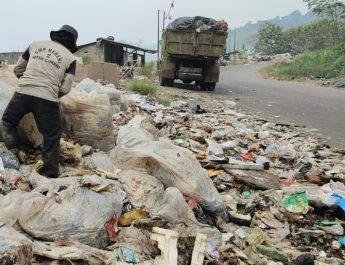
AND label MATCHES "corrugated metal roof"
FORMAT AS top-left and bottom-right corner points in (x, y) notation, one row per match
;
(78, 38), (157, 54)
